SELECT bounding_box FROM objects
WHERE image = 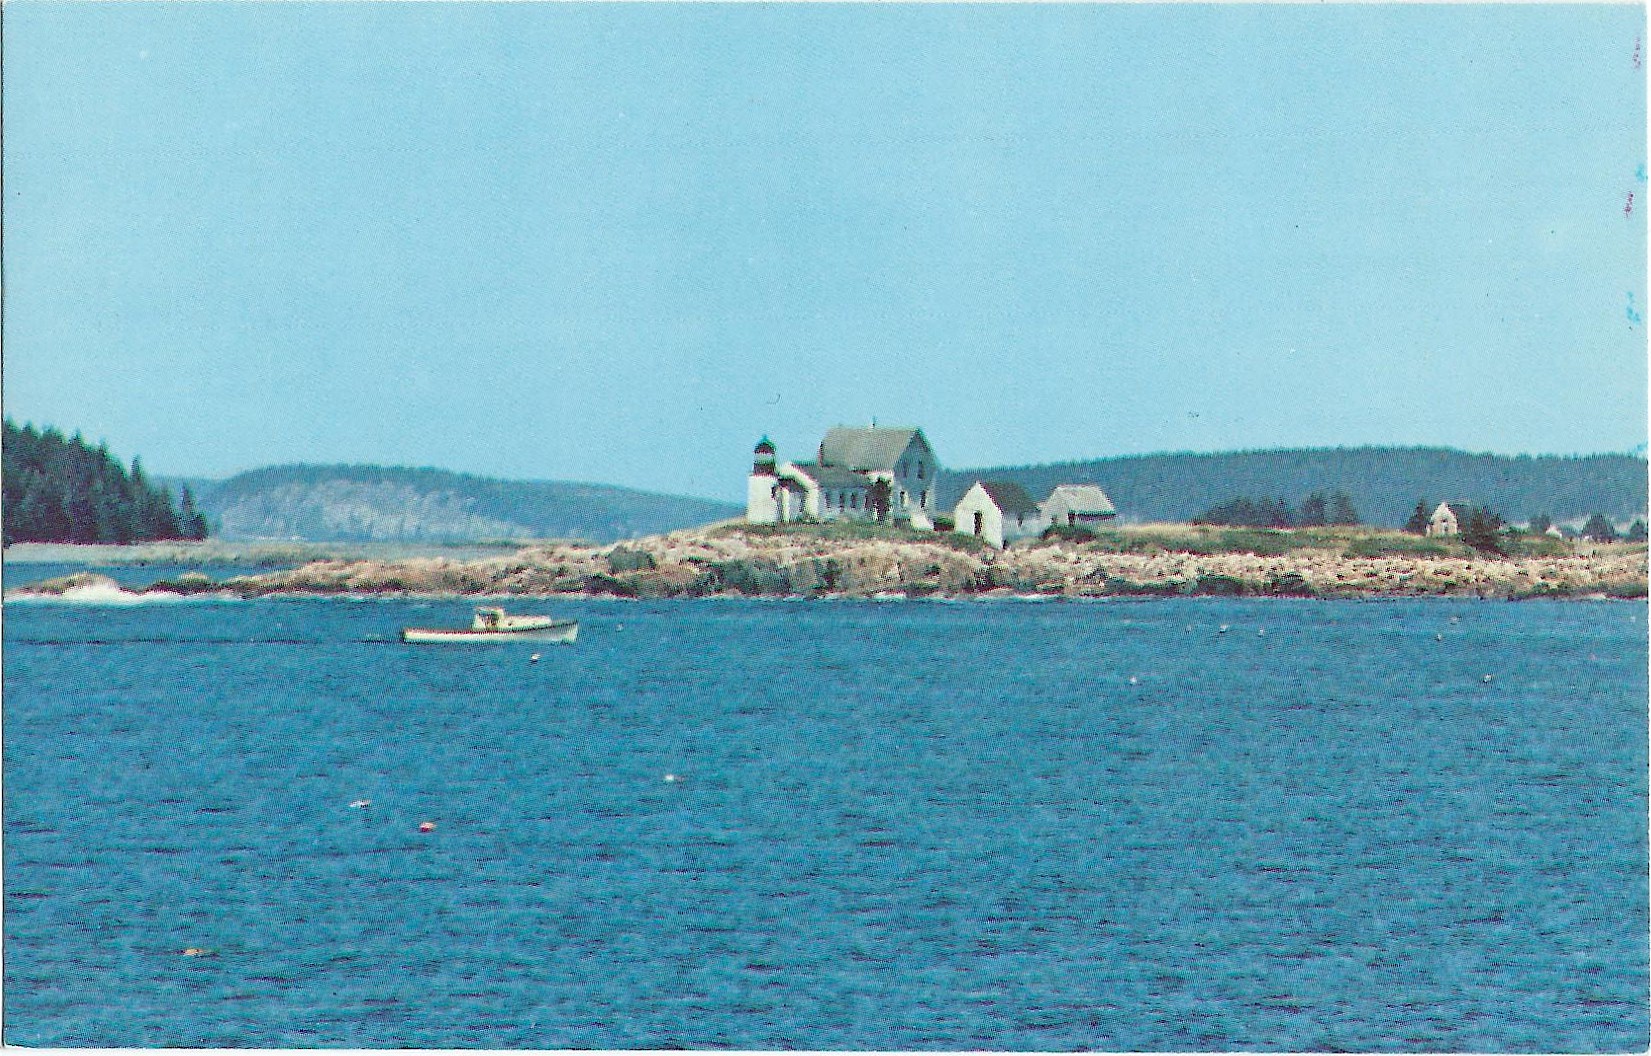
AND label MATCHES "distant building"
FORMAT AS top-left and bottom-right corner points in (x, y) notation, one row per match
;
(1041, 484), (1117, 528)
(747, 427), (939, 529)
(953, 480), (1046, 549)
(1427, 502), (1473, 537)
